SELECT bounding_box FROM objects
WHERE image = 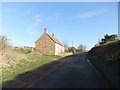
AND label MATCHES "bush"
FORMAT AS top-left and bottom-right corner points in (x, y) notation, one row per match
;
(0, 35), (9, 49)
(68, 47), (76, 54)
